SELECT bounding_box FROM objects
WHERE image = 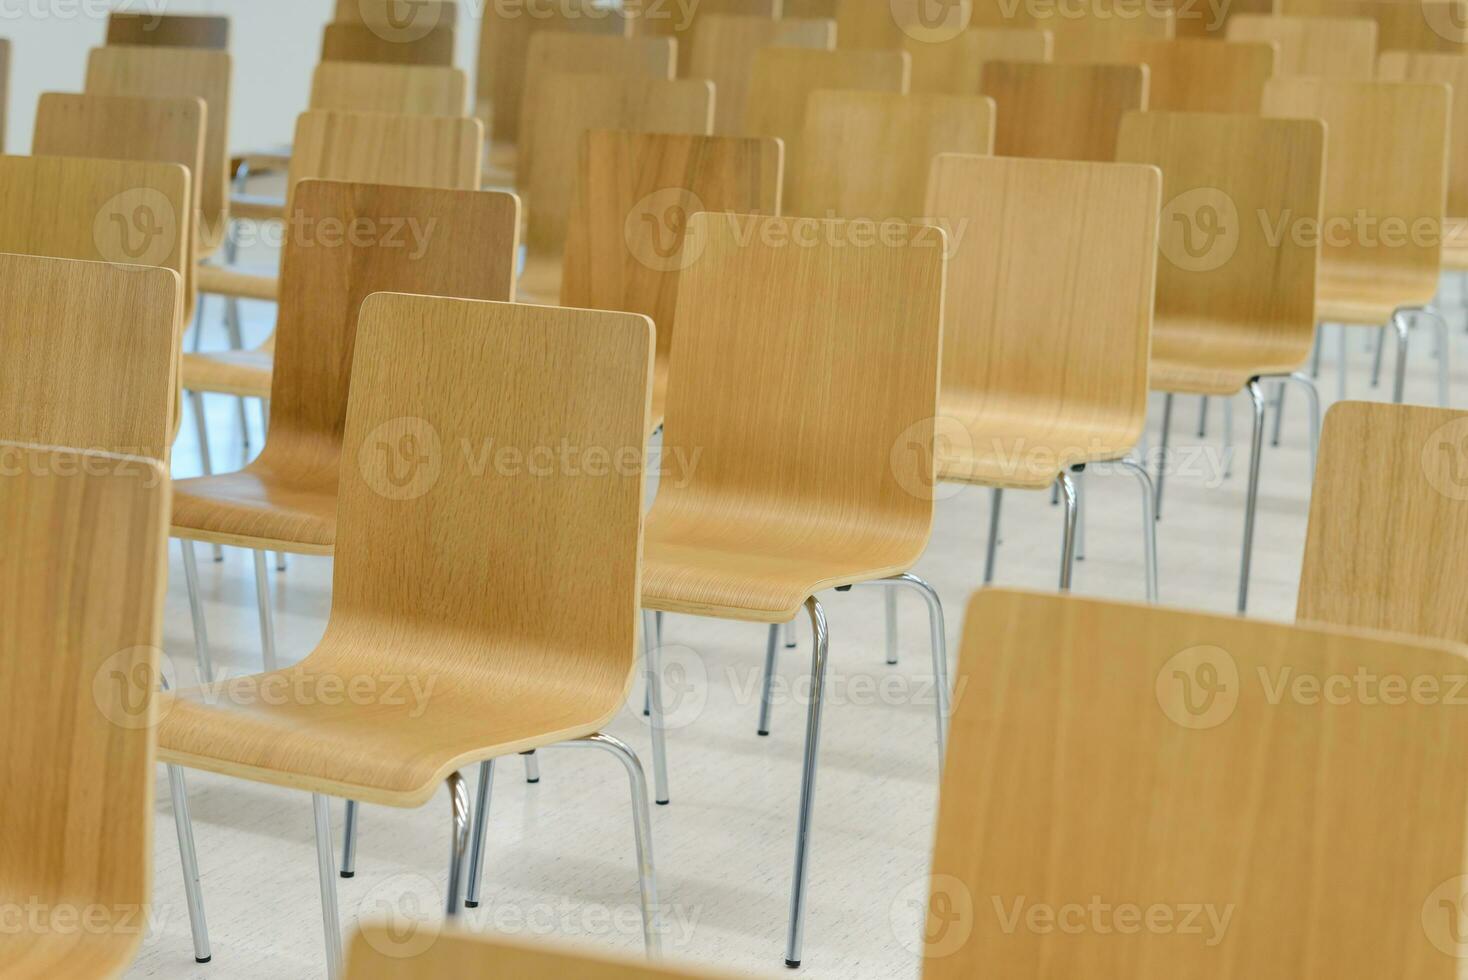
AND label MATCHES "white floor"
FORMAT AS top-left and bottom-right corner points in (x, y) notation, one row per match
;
(127, 254), (1467, 978)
